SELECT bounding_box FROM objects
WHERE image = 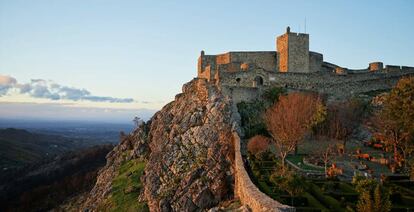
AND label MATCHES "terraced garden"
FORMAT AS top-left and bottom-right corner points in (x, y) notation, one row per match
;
(247, 153), (414, 212)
